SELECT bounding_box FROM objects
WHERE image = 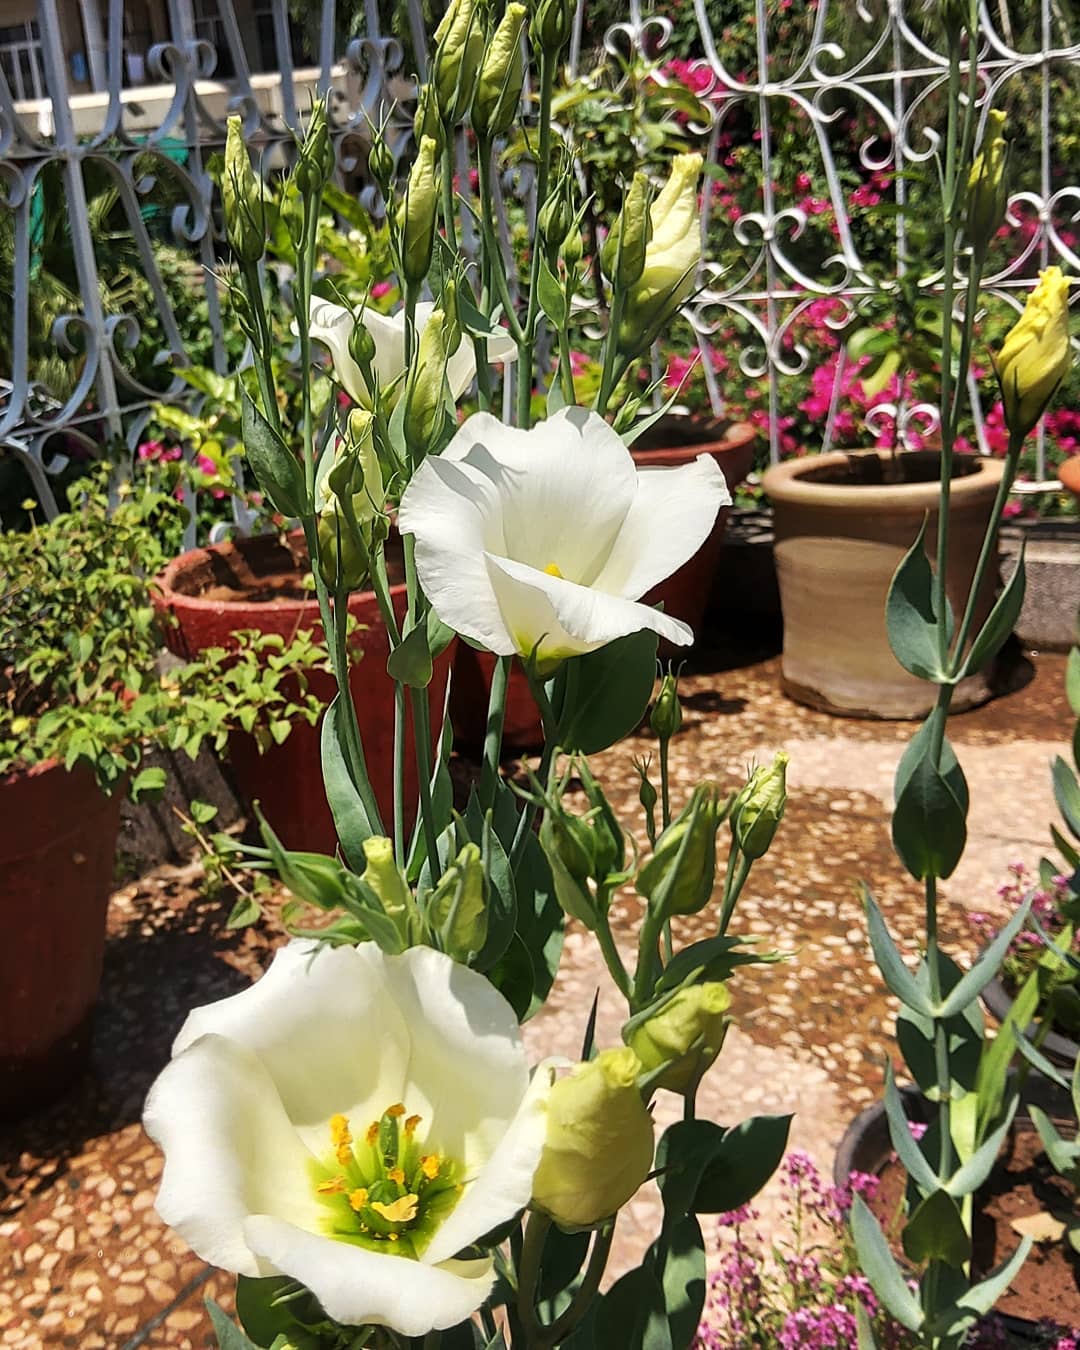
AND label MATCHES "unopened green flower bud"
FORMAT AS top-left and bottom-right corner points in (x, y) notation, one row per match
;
(530, 1048), (655, 1230)
(413, 84), (445, 157)
(602, 171), (651, 288)
(539, 810), (600, 929)
(473, 3), (527, 140)
(317, 507), (369, 592)
(403, 307), (454, 453)
(731, 751), (789, 860)
(578, 758), (624, 878)
(627, 983), (731, 1094)
(361, 836), (422, 944)
(530, 0), (573, 58)
(650, 672), (682, 741)
(348, 313), (377, 375)
(636, 784), (721, 919)
(223, 115), (265, 263)
(560, 222), (584, 269)
(396, 135), (439, 285)
(294, 99), (335, 194)
(965, 109), (1009, 257)
(996, 266), (1074, 442)
(368, 135), (395, 195)
(636, 758), (658, 841)
(538, 183), (574, 265)
(432, 0), (484, 126)
(426, 842), (488, 960)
